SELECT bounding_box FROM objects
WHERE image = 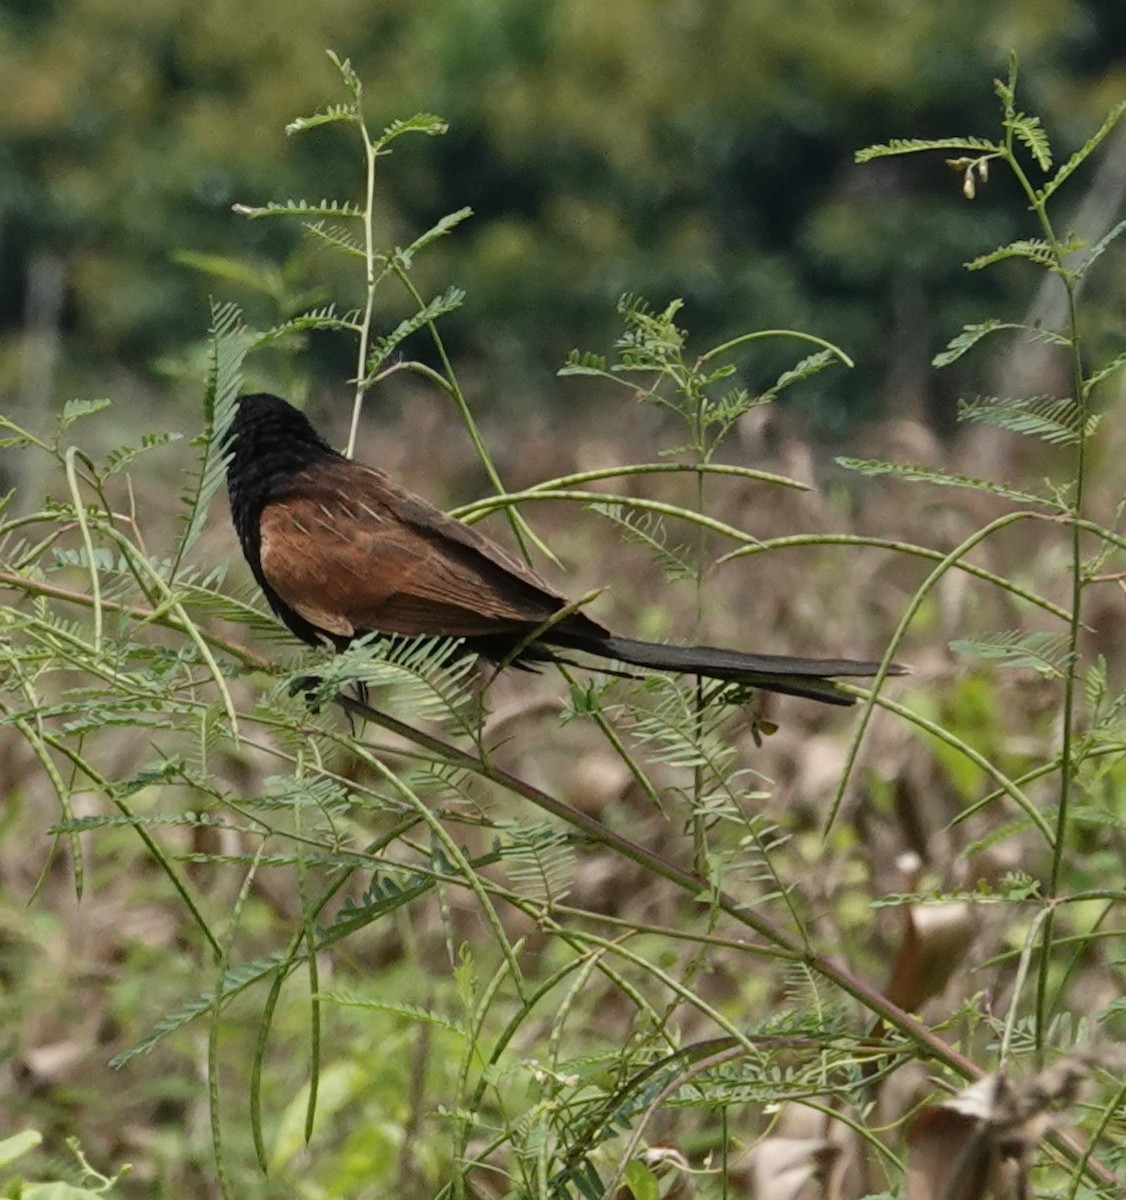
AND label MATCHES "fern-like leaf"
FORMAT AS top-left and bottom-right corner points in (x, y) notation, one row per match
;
(232, 198), (364, 221)
(112, 853), (447, 1066)
(58, 398), (113, 431)
(1084, 351), (1126, 399)
(326, 50), (363, 100)
(104, 432), (183, 476)
(52, 812), (229, 835)
(318, 991), (465, 1035)
(1040, 101), (1126, 201)
(289, 634), (478, 730)
(837, 458), (1057, 506)
(172, 251), (286, 297)
(1075, 218), (1126, 281)
(934, 320), (1030, 367)
(178, 580), (291, 642)
(767, 348), (839, 396)
(246, 772), (354, 816)
(589, 502), (694, 581)
(558, 349), (612, 379)
(285, 102), (360, 136)
(695, 388), (768, 440)
(958, 394), (1099, 447)
(302, 220), (366, 259)
(1010, 112), (1052, 170)
(496, 821), (575, 905)
(110, 949), (293, 1066)
(373, 112), (449, 152)
(364, 286), (466, 374)
(950, 630), (1070, 677)
(395, 207), (474, 270)
(965, 239), (1060, 272)
(855, 136), (998, 163)
(254, 304), (363, 346)
(171, 301), (250, 579)
(627, 679), (739, 782)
